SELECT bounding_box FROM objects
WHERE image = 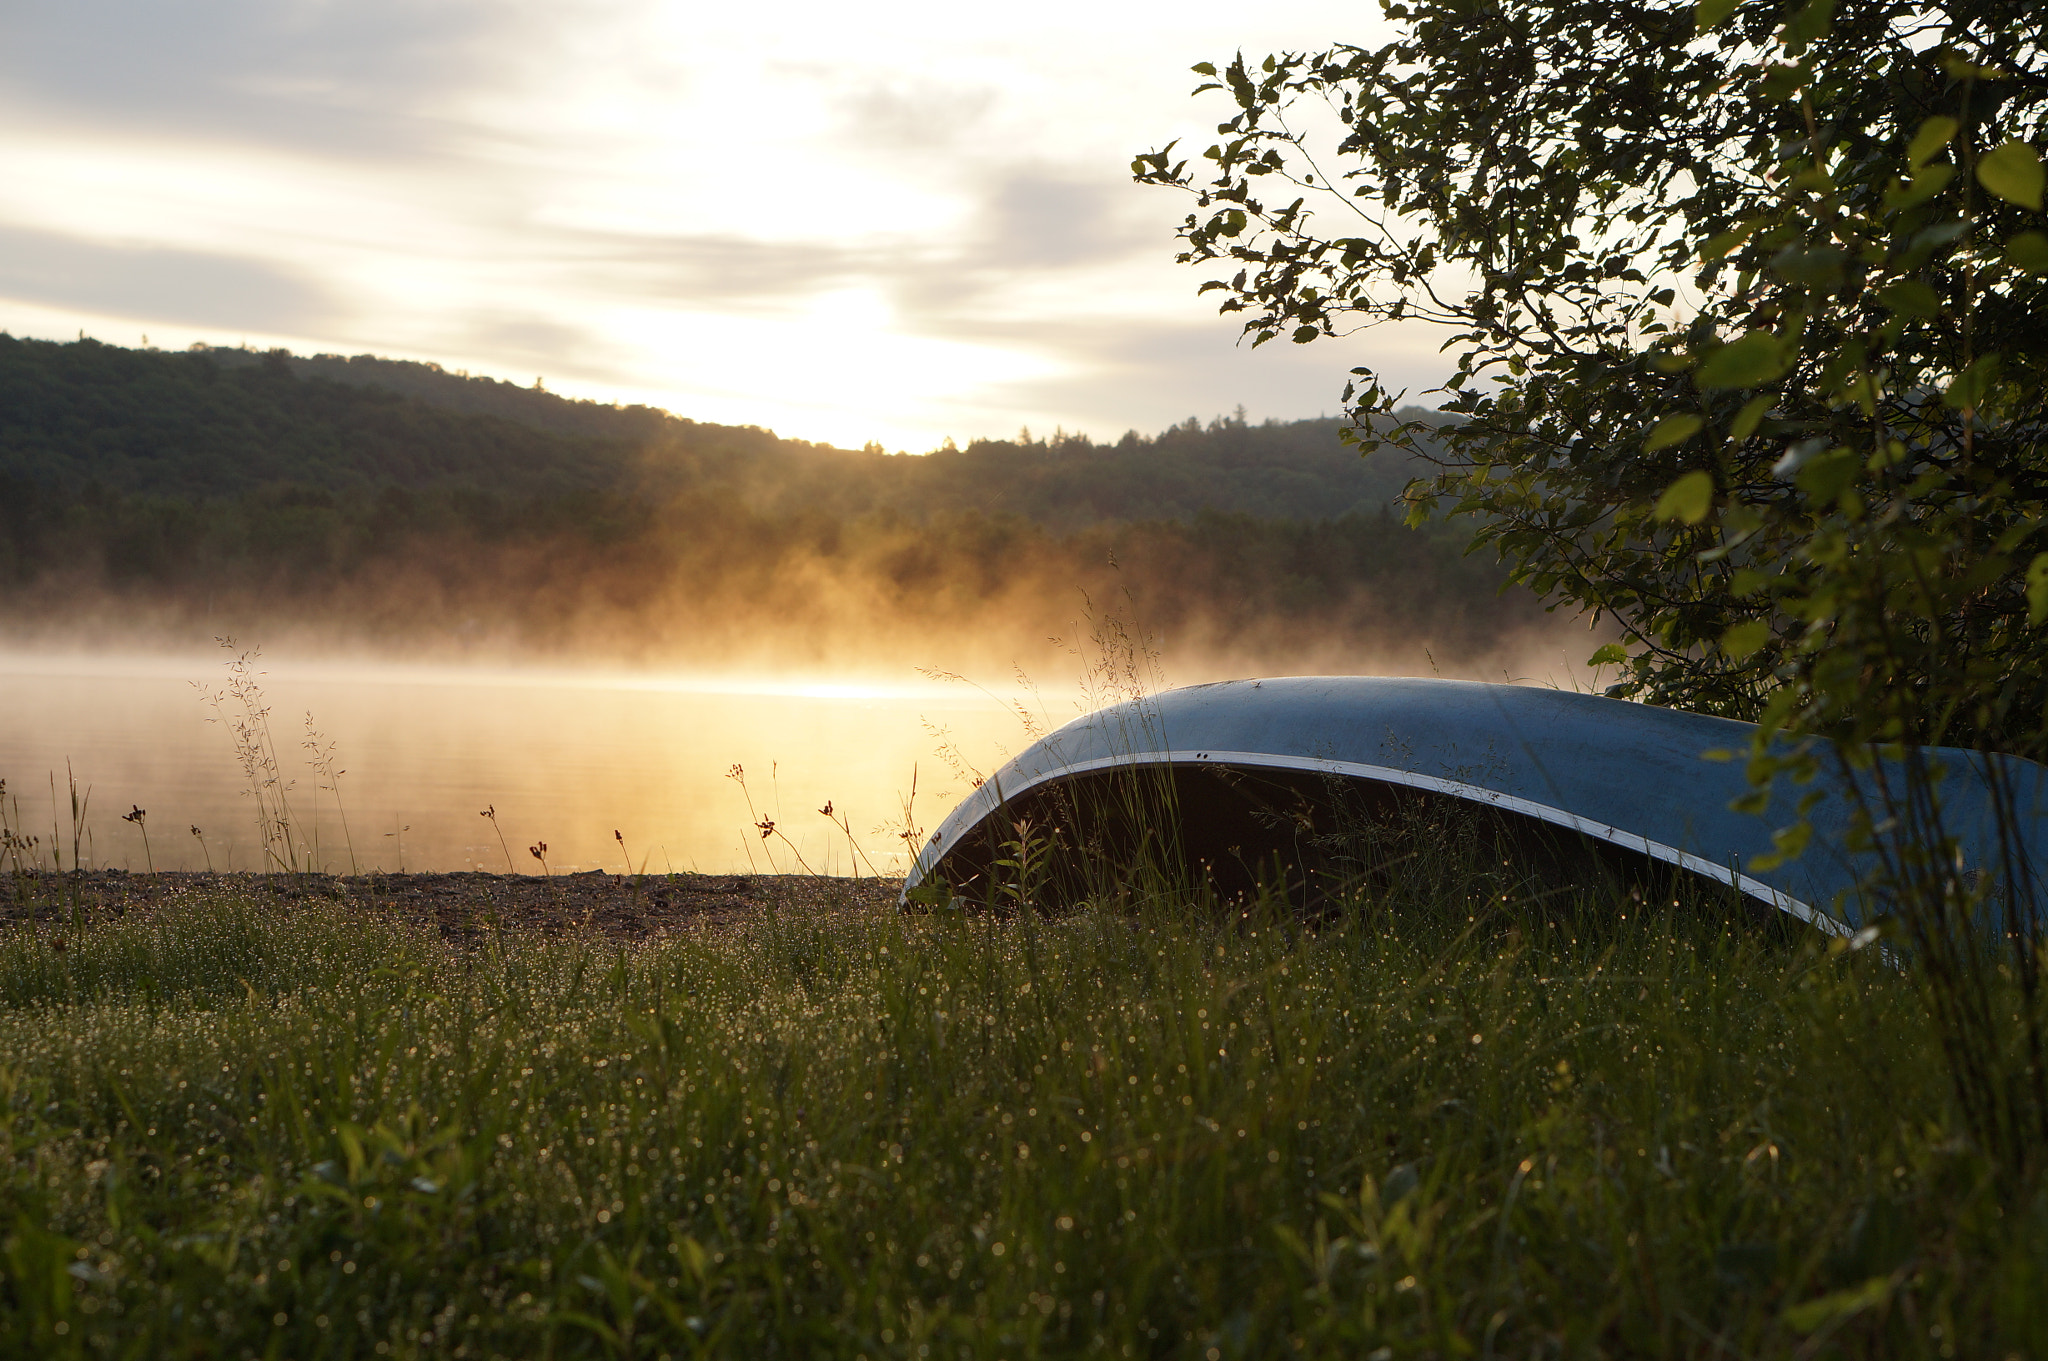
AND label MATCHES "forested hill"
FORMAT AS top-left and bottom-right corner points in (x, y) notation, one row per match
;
(0, 336), (790, 504)
(0, 335), (1439, 525)
(0, 335), (1545, 675)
